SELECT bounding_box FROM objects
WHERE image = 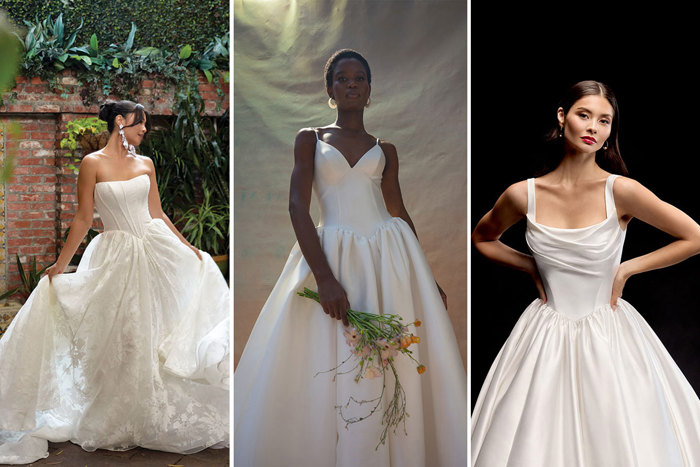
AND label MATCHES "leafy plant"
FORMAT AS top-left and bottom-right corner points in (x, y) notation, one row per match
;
(62, 225), (100, 265)
(141, 79), (229, 222)
(59, 116), (108, 172)
(179, 188), (229, 256)
(14, 12), (229, 106)
(0, 254), (50, 302)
